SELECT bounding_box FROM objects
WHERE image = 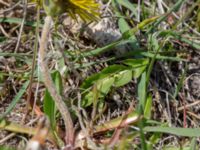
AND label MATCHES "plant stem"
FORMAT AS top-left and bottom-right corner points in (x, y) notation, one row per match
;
(38, 16), (74, 149)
